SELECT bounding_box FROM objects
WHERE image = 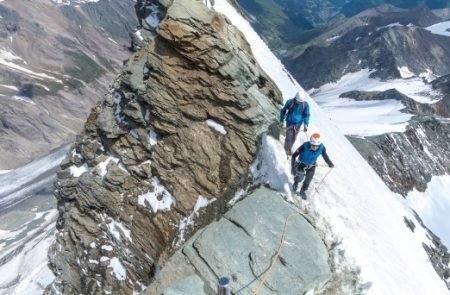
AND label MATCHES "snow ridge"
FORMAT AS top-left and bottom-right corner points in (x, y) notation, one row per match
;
(214, 1), (450, 293)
